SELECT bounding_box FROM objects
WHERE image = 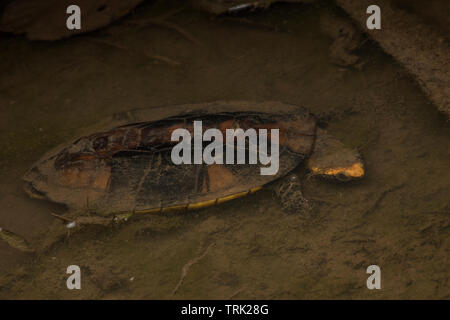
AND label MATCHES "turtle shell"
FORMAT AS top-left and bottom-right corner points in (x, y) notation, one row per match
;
(23, 101), (317, 215)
